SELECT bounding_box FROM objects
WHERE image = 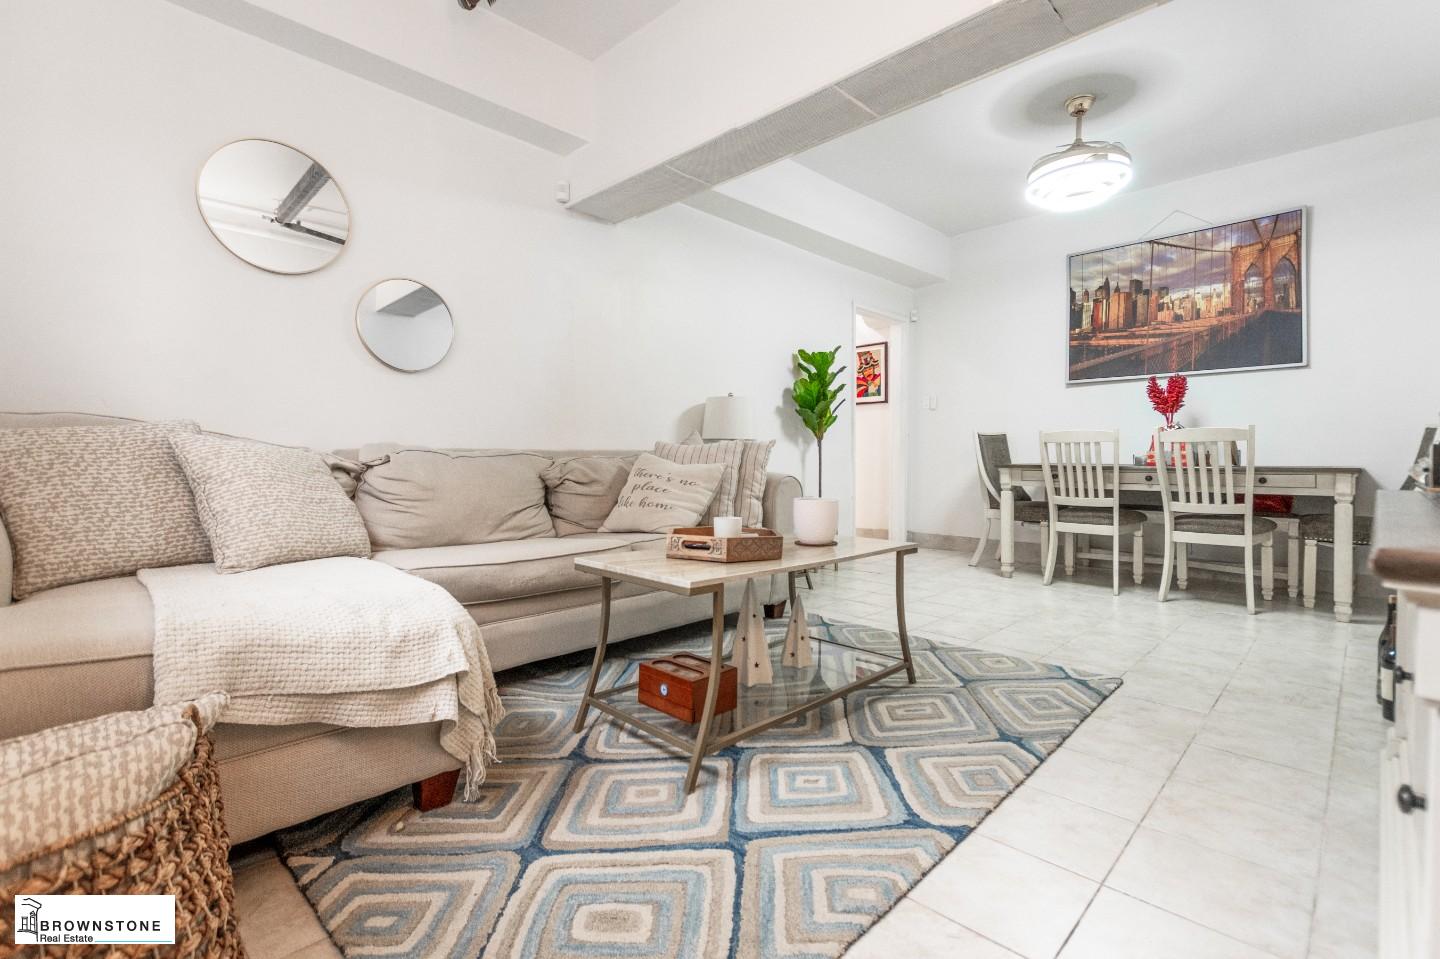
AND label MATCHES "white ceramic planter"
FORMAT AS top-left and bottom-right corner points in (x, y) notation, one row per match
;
(793, 497), (839, 546)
